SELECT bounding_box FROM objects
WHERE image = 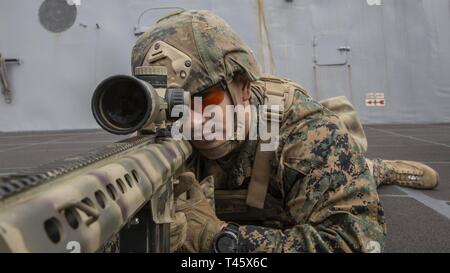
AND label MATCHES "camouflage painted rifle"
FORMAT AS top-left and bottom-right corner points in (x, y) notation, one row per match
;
(0, 71), (192, 253)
